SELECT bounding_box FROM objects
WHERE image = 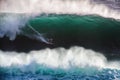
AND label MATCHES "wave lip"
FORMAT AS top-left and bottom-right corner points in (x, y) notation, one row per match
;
(1, 0), (120, 19)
